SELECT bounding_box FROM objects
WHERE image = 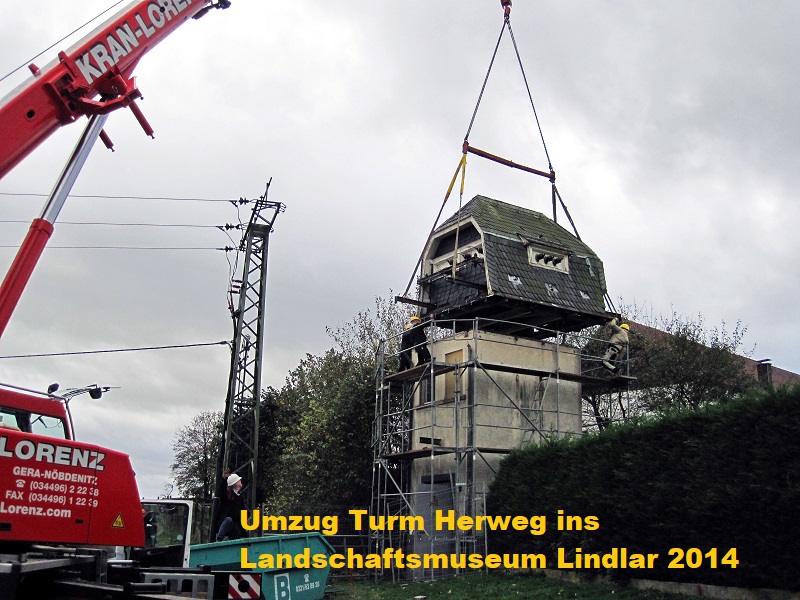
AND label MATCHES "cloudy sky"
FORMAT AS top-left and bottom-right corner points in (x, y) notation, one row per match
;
(1, 1), (798, 497)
